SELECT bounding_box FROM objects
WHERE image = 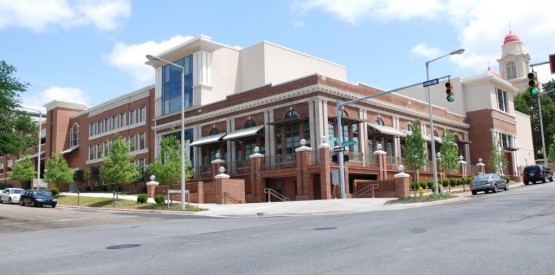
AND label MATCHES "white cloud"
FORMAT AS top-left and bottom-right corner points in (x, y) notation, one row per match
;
(295, 0), (555, 75)
(22, 86), (89, 107)
(103, 35), (194, 87)
(0, 0), (130, 32)
(410, 43), (441, 60)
